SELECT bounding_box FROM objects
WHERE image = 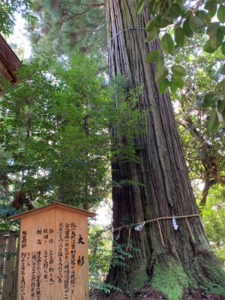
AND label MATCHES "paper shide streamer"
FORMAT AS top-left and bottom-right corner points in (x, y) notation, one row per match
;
(135, 222), (146, 231)
(172, 218), (179, 230)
